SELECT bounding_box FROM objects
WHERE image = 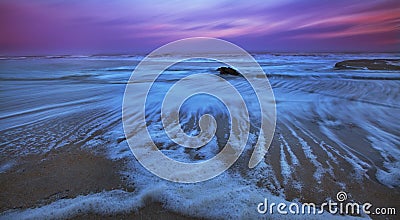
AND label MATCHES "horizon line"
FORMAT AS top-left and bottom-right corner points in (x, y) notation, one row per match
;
(1, 51), (399, 58)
